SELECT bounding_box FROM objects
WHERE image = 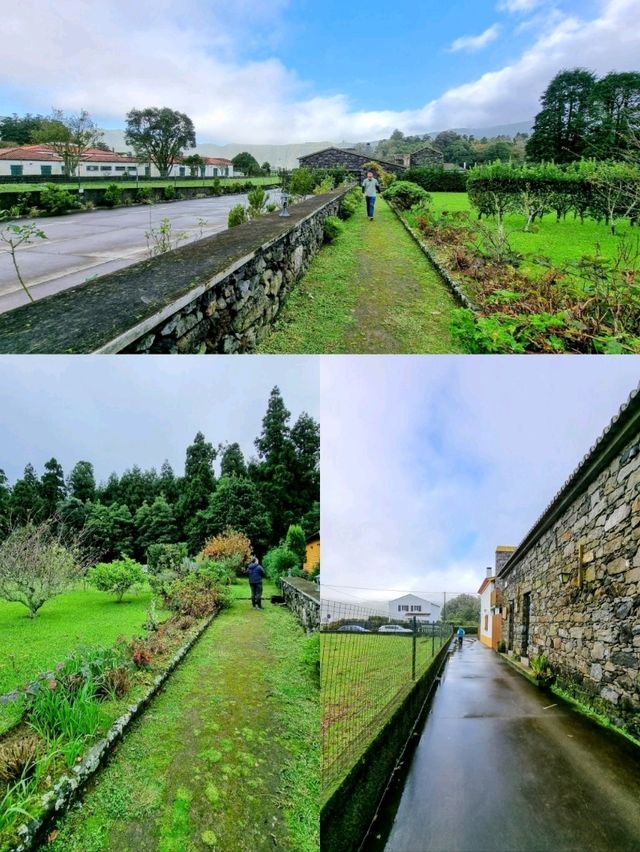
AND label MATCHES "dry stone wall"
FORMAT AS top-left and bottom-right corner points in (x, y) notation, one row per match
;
(500, 432), (640, 735)
(280, 577), (320, 632)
